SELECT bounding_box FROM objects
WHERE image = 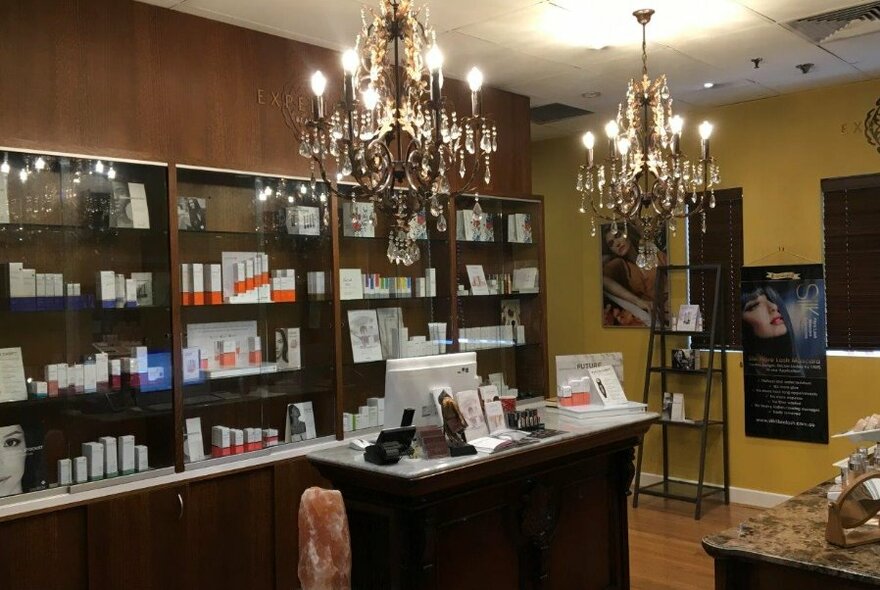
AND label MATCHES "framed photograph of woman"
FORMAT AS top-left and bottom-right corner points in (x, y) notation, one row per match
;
(0, 423), (46, 498)
(599, 222), (668, 327)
